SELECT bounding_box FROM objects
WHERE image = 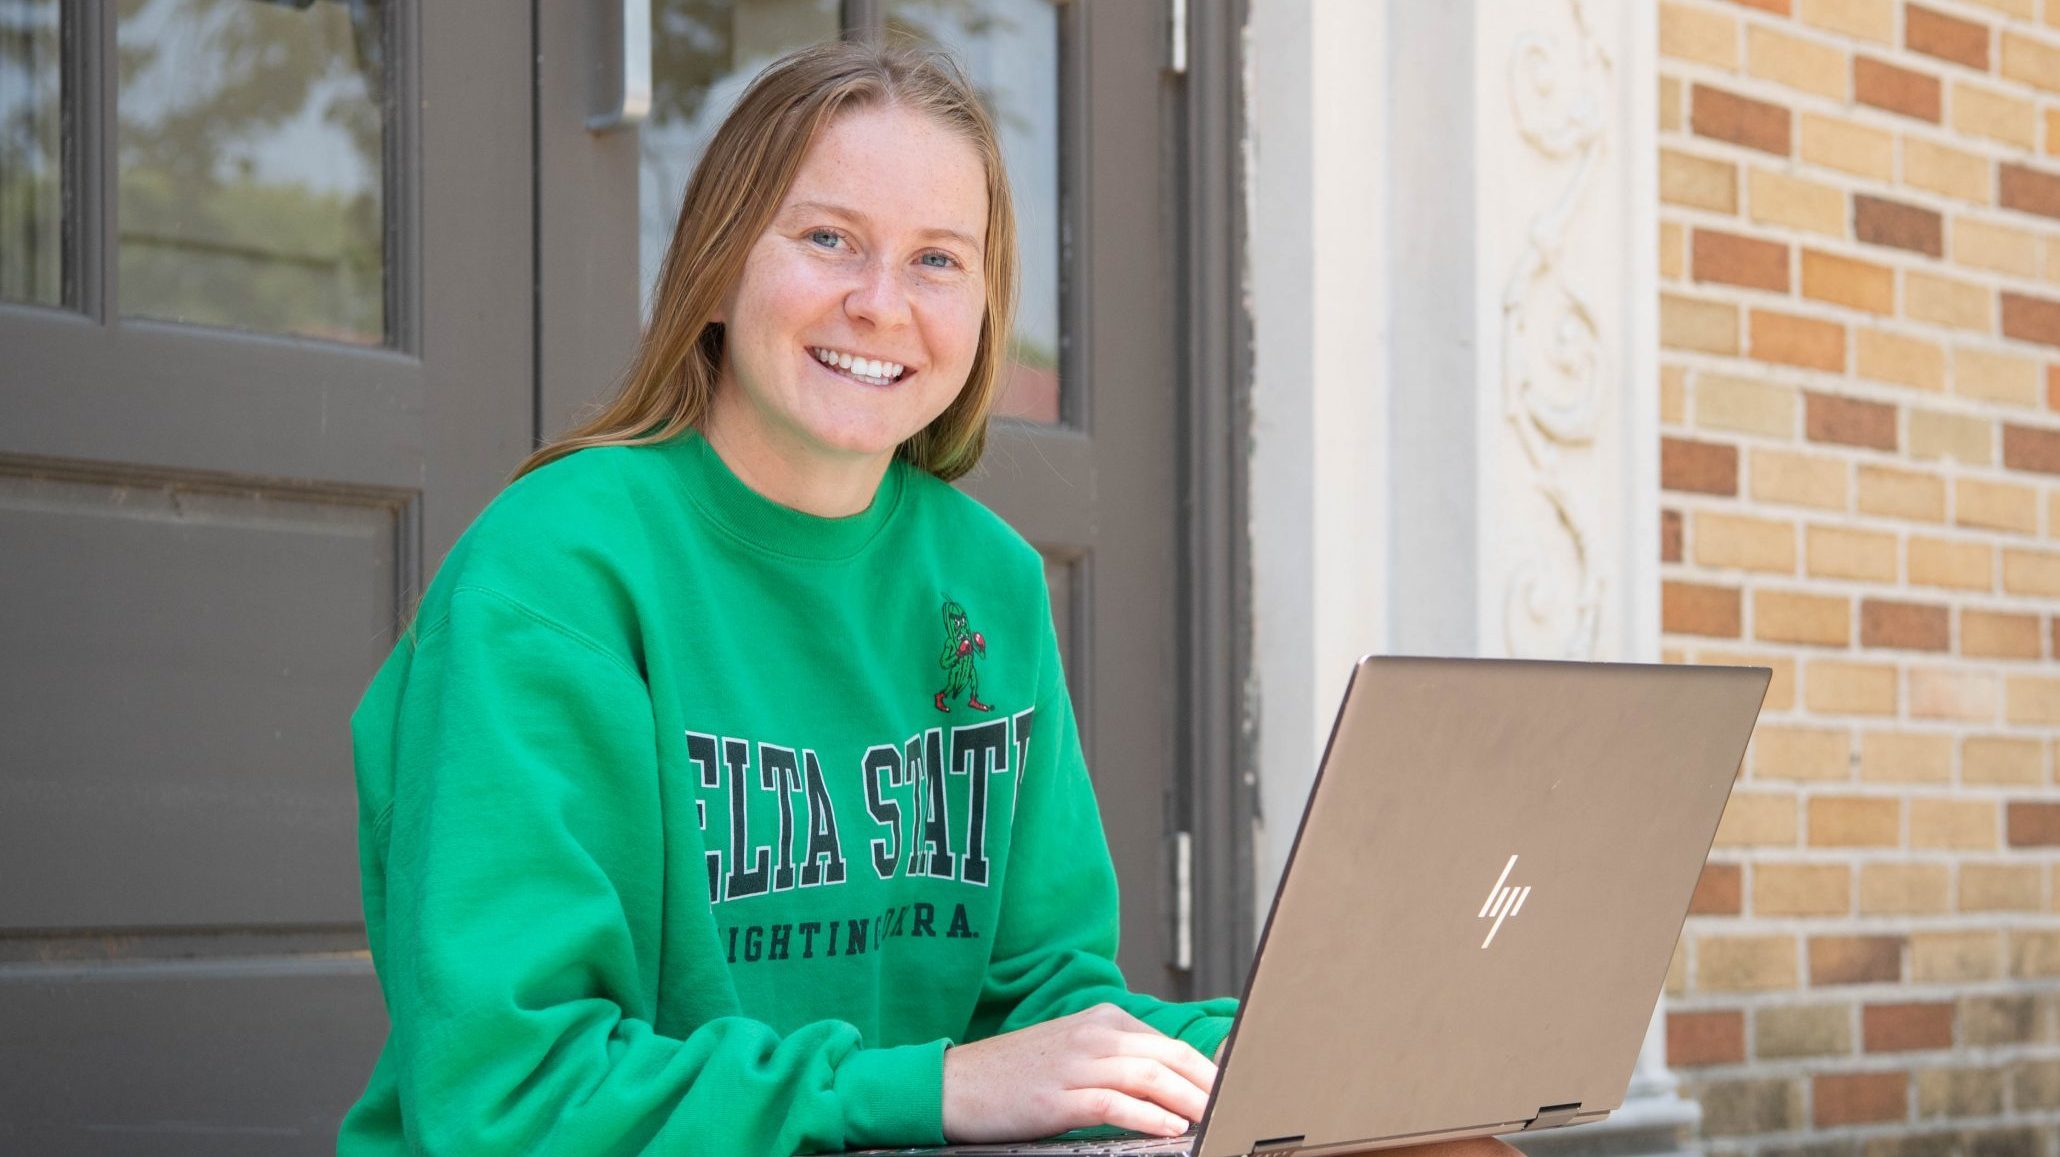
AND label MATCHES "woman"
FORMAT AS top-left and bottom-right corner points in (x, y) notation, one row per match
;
(341, 38), (1512, 1157)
